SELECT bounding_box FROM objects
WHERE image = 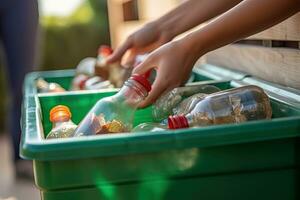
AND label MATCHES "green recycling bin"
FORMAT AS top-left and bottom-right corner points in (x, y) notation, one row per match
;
(21, 66), (300, 200)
